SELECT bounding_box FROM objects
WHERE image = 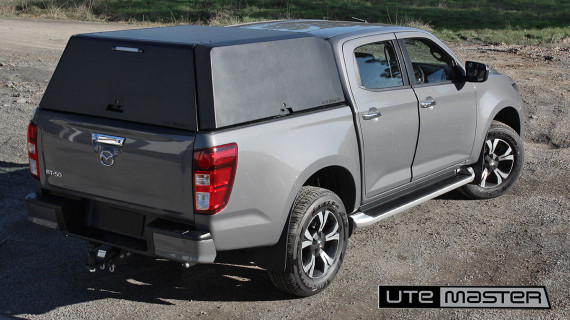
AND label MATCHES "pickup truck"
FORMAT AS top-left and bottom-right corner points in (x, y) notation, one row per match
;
(26, 20), (524, 296)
